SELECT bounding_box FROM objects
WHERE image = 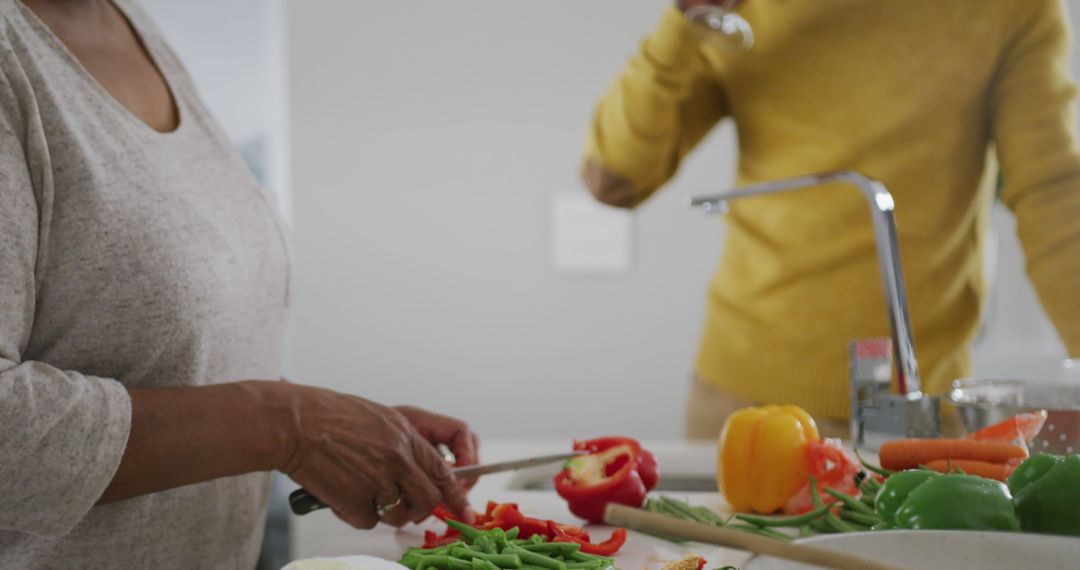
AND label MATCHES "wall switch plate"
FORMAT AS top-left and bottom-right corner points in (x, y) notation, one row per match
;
(550, 192), (634, 274)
